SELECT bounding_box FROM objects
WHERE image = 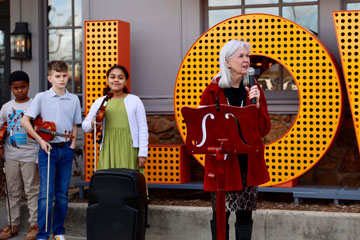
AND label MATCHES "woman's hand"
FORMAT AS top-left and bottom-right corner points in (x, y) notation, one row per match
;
(246, 85), (261, 108)
(138, 156), (147, 168)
